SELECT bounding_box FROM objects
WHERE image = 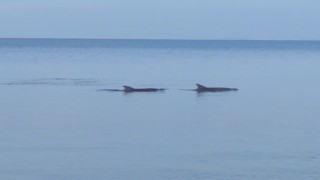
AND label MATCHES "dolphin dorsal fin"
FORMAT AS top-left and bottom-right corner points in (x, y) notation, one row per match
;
(123, 85), (134, 91)
(196, 84), (207, 89)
